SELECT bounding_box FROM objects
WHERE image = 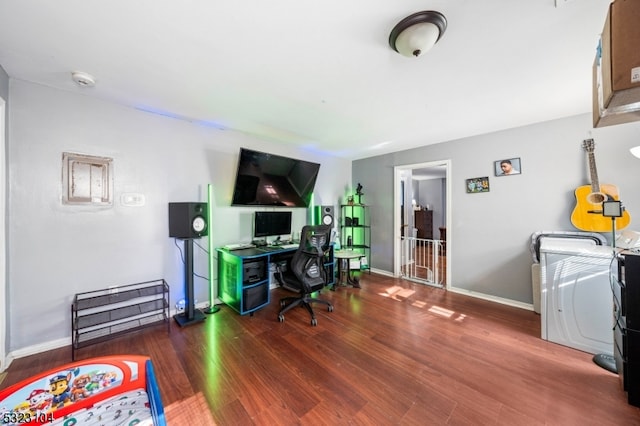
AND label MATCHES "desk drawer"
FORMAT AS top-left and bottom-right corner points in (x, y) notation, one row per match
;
(242, 283), (269, 312)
